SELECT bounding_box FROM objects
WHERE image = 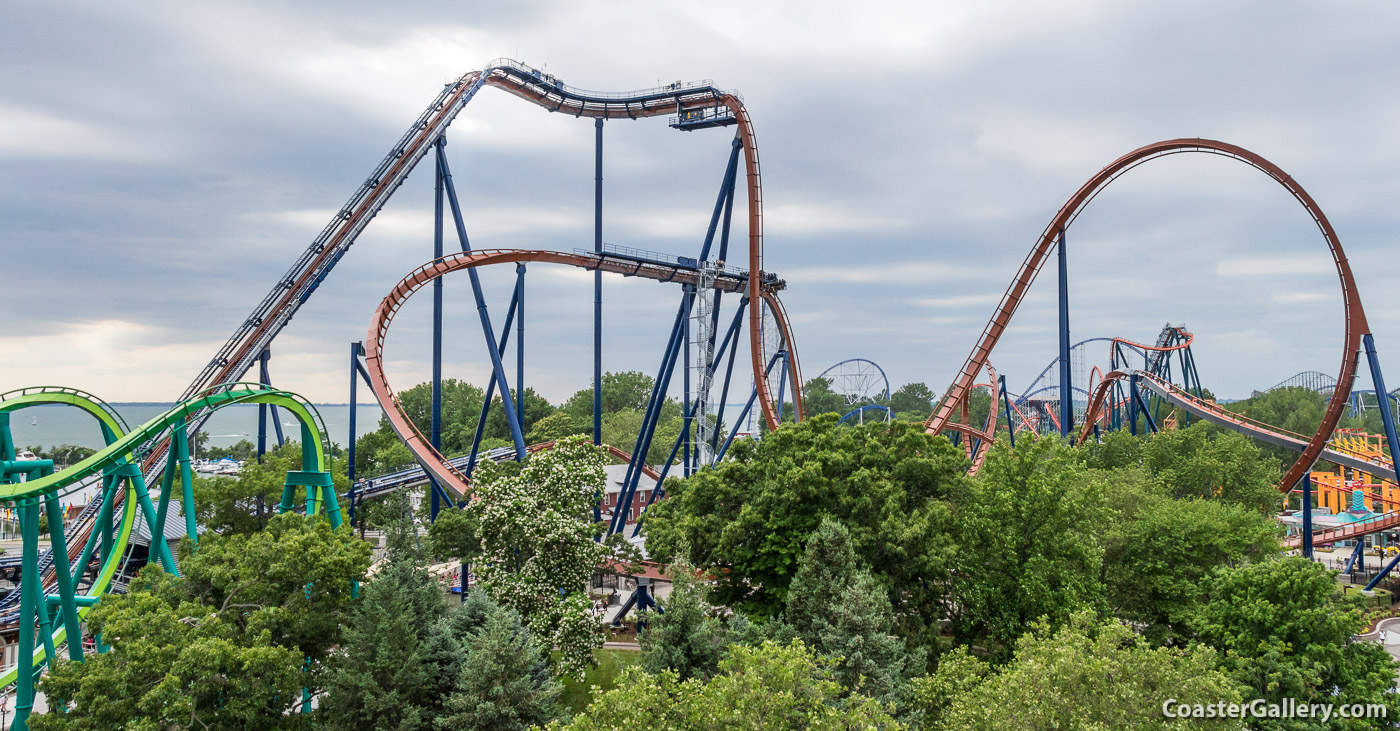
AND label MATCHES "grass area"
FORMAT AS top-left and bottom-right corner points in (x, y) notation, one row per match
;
(560, 648), (642, 714)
